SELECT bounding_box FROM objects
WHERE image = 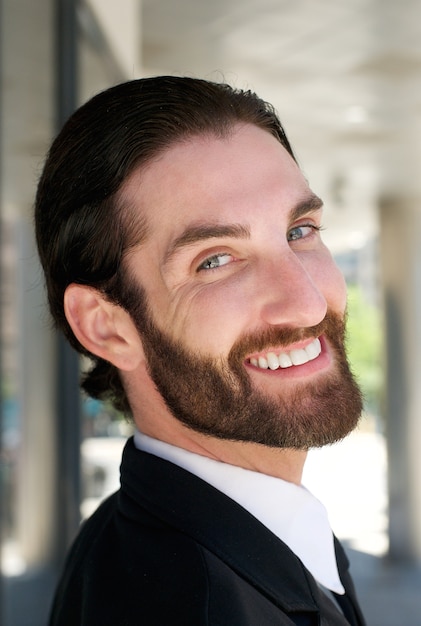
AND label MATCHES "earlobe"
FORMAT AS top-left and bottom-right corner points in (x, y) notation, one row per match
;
(64, 283), (144, 371)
